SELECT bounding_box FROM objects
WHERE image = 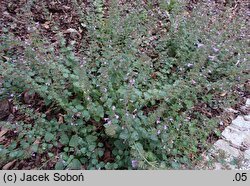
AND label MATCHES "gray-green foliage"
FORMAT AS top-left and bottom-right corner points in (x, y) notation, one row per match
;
(0, 0), (248, 169)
